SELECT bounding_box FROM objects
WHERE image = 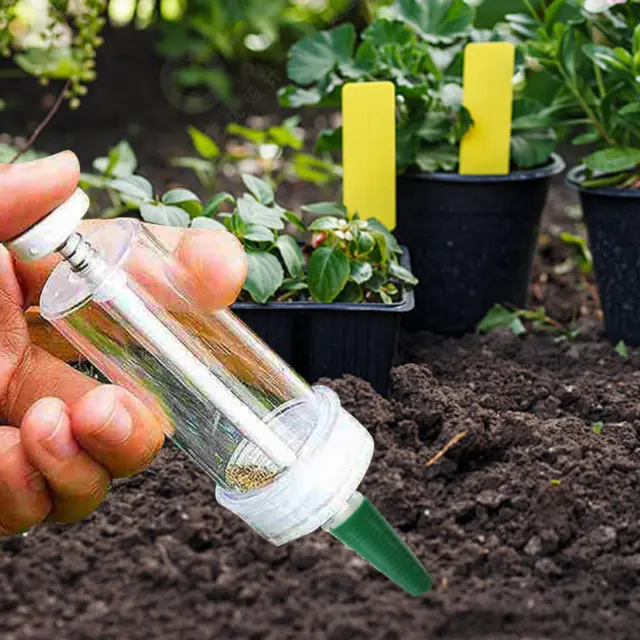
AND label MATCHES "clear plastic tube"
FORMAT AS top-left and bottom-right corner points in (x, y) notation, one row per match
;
(34, 213), (432, 596)
(41, 219), (310, 492)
